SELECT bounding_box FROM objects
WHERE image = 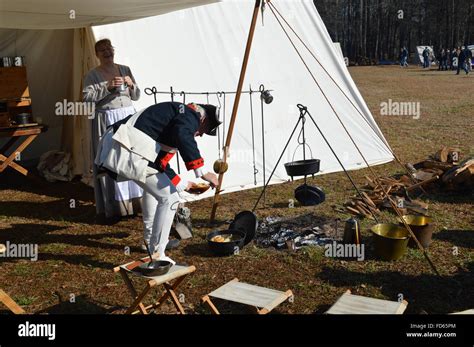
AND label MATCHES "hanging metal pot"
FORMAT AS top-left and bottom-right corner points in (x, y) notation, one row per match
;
(285, 159), (320, 178)
(284, 141), (320, 179)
